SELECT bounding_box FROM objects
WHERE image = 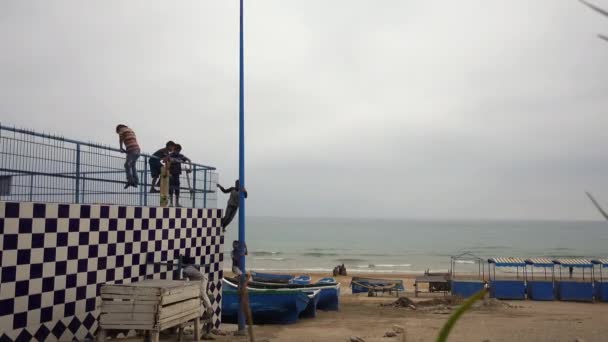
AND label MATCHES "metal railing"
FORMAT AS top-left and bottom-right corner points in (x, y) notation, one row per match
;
(0, 124), (218, 208)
